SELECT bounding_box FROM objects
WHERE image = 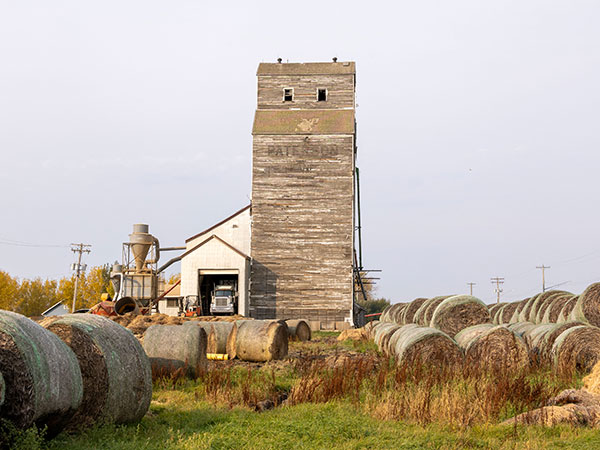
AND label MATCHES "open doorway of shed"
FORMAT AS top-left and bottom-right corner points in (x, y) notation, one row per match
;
(198, 270), (239, 315)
